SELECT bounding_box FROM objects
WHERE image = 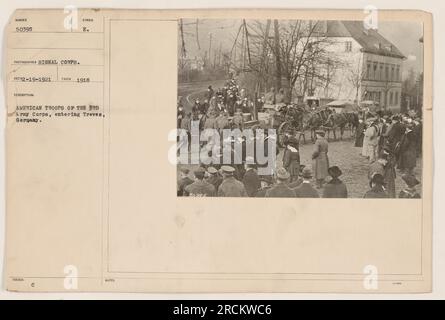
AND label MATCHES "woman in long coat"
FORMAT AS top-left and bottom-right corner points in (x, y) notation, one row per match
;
(355, 119), (366, 147)
(282, 137), (300, 182)
(312, 131), (329, 188)
(398, 124), (417, 174)
(361, 122), (370, 157)
(364, 120), (379, 162)
(383, 150), (397, 198)
(322, 166), (348, 198)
